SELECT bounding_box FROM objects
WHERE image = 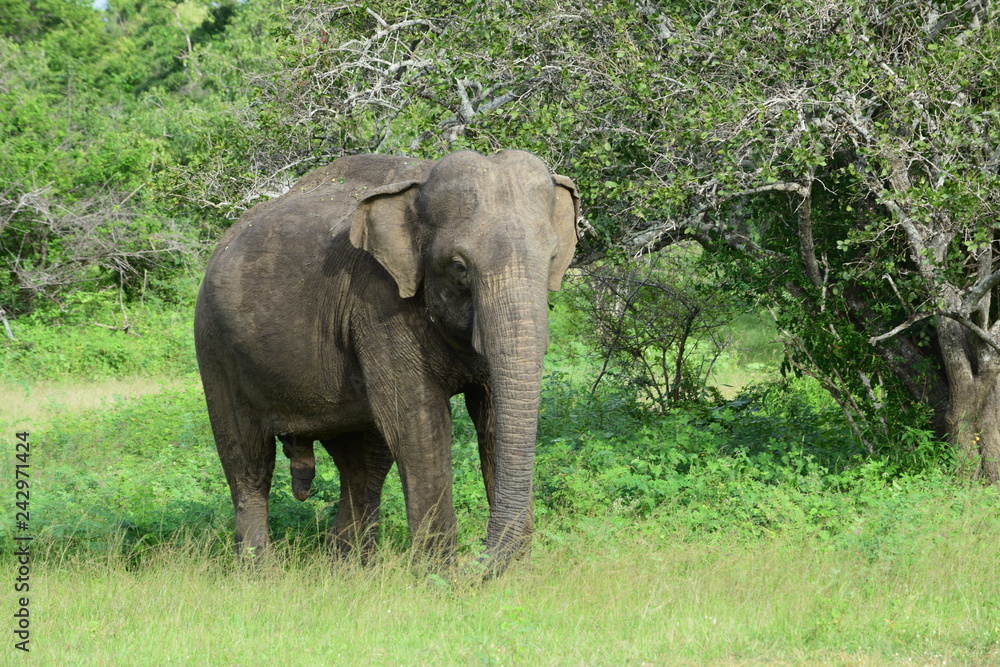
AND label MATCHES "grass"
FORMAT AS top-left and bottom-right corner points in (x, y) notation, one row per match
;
(0, 376), (185, 426)
(5, 371), (1000, 664)
(711, 312), (784, 399)
(20, 506), (1000, 665)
